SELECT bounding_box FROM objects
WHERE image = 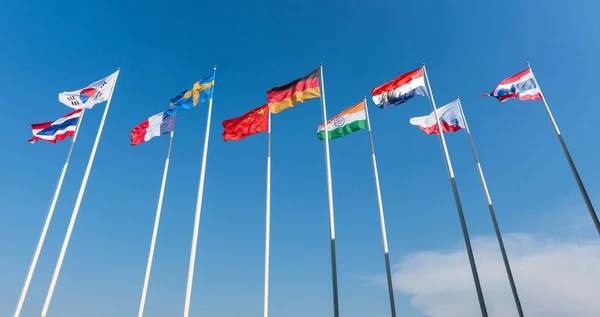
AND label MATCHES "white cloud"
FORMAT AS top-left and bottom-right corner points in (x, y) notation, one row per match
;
(392, 234), (600, 317)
